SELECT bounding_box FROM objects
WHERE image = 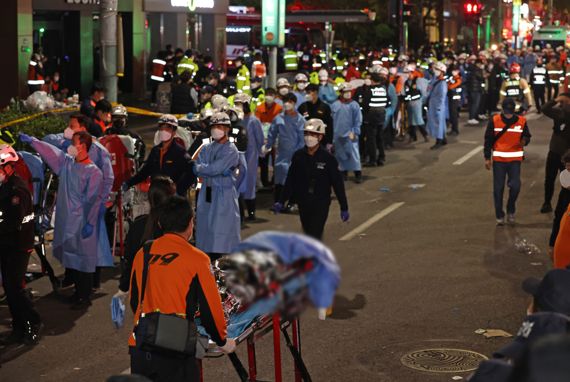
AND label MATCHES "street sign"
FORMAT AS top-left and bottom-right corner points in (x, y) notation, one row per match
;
(262, 0), (285, 47)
